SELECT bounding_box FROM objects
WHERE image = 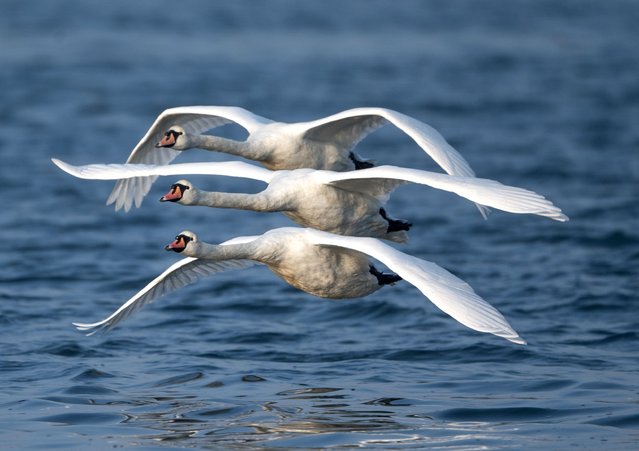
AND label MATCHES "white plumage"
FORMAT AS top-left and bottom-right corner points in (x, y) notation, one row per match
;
(53, 106), (568, 346)
(104, 106), (486, 215)
(73, 227), (526, 345)
(52, 159), (567, 243)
